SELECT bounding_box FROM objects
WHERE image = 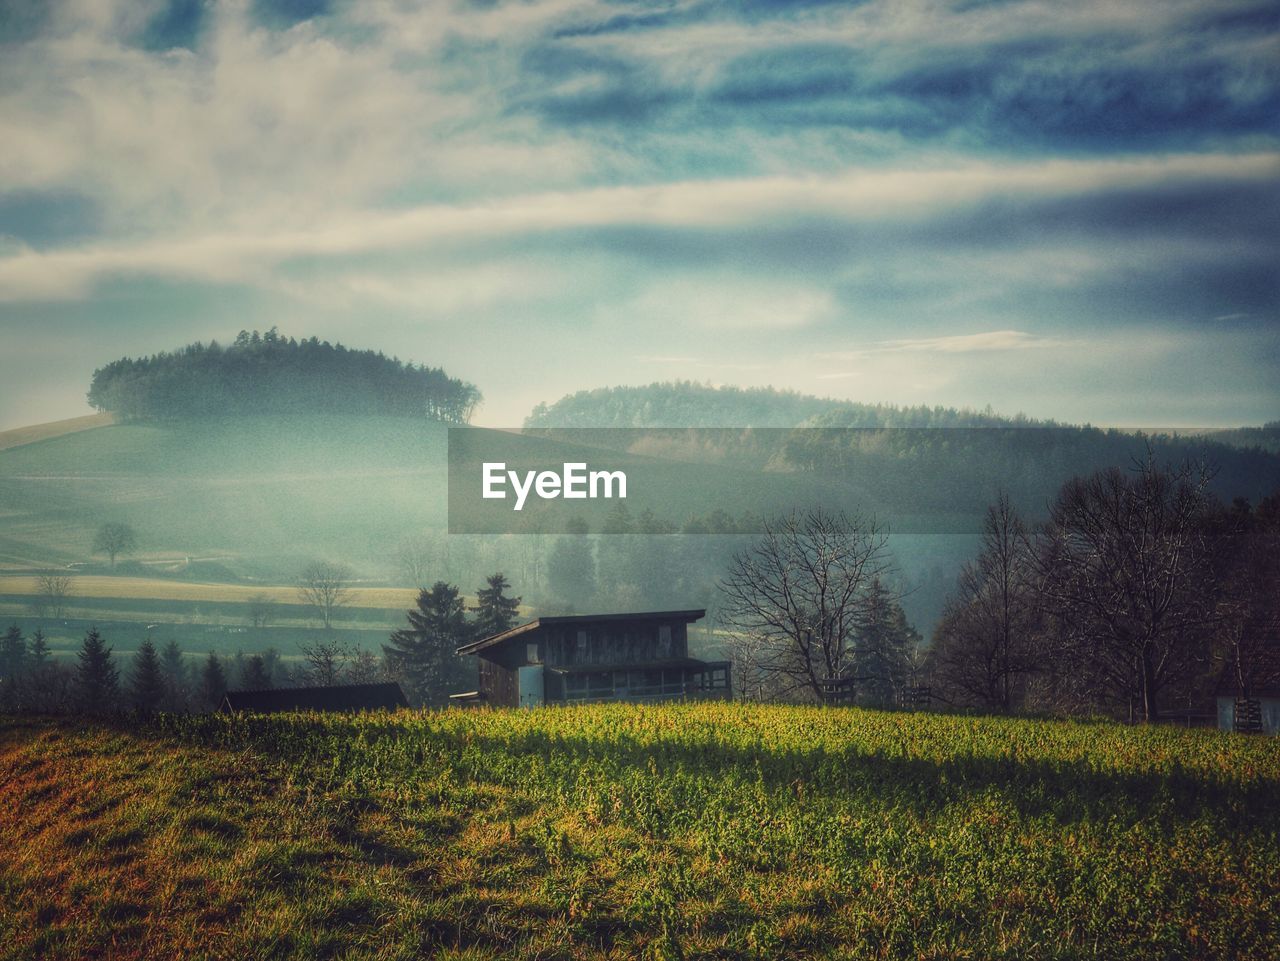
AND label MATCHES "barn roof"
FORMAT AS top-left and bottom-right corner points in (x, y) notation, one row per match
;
(221, 682), (408, 714)
(457, 609), (706, 656)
